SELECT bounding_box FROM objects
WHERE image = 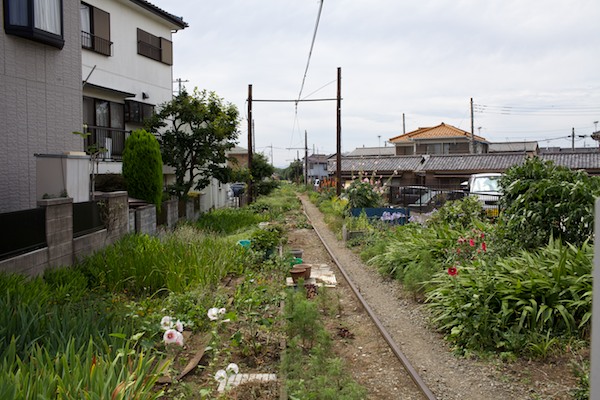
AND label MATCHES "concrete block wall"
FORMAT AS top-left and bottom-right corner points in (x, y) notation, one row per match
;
(0, 192), (130, 276)
(40, 197), (74, 268)
(135, 205), (157, 235)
